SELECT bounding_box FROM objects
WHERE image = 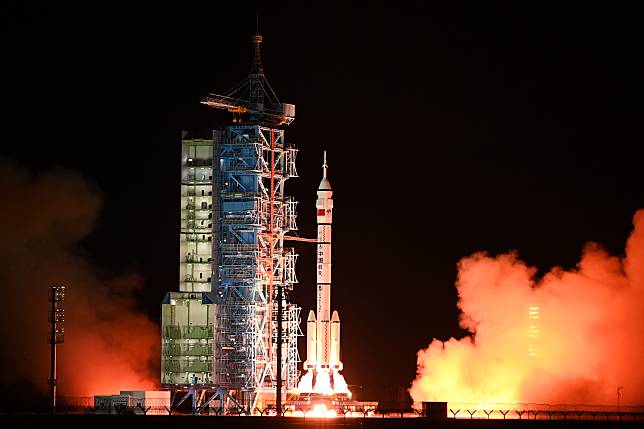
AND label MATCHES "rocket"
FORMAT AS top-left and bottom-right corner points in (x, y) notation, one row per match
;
(304, 151), (343, 374)
(298, 151), (350, 397)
